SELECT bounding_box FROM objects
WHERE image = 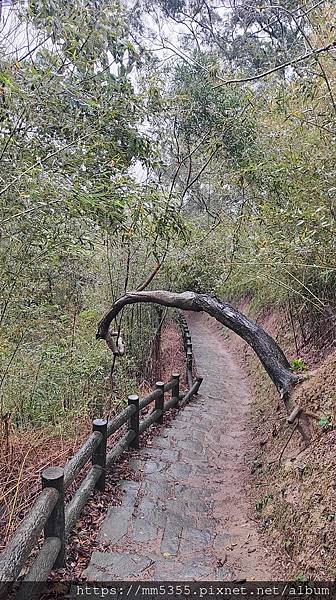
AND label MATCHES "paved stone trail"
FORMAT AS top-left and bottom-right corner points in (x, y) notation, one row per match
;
(83, 313), (274, 581)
